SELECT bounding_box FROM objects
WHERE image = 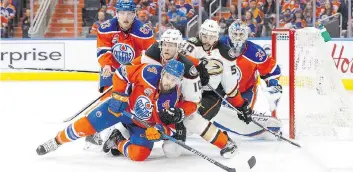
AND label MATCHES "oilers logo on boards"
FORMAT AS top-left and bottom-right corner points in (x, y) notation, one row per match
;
(134, 96), (153, 120)
(112, 43), (135, 65)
